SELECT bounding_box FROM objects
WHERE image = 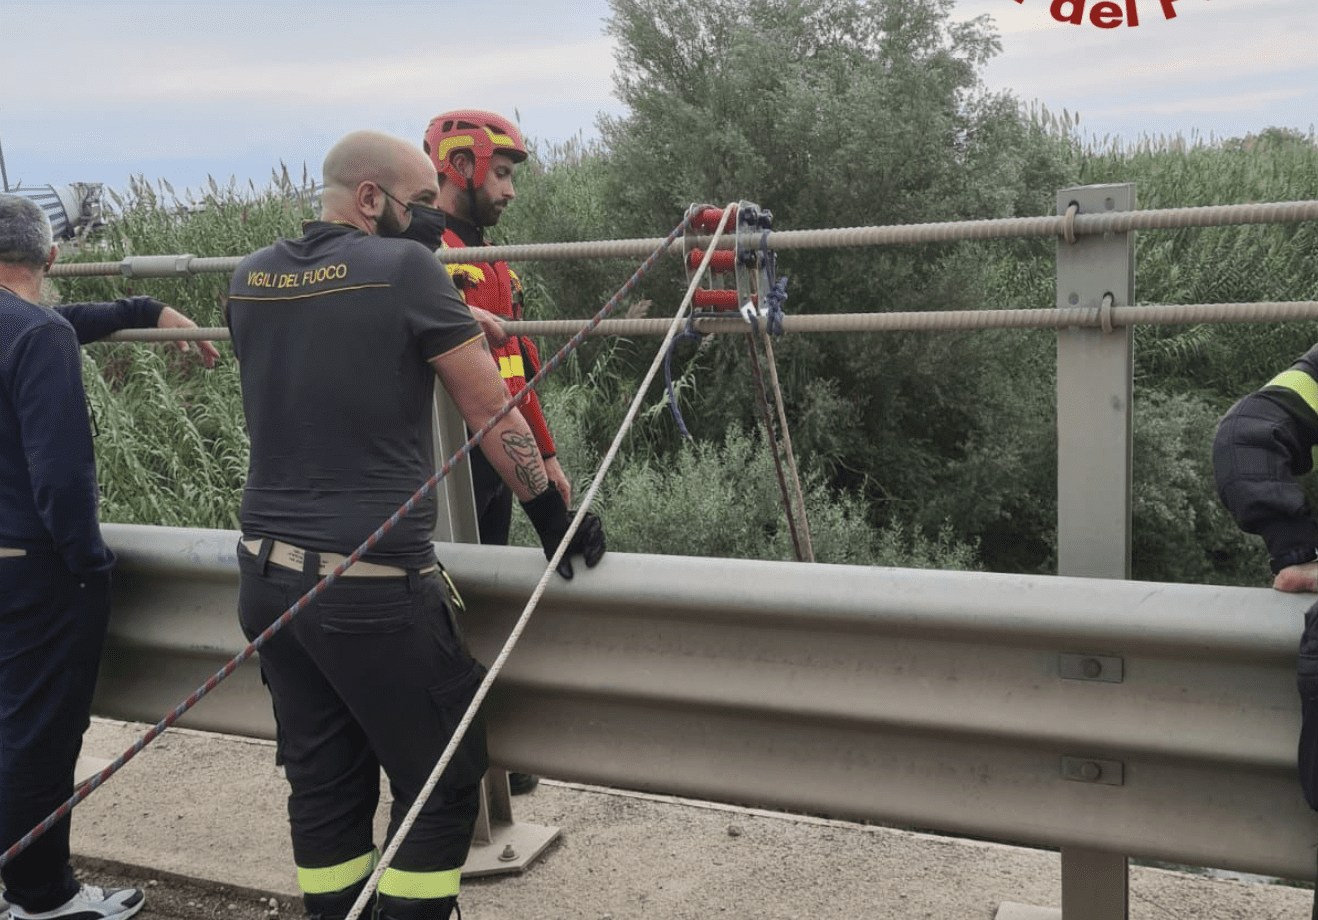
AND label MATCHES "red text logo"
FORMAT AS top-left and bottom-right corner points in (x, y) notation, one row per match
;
(1016, 0), (1210, 28)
